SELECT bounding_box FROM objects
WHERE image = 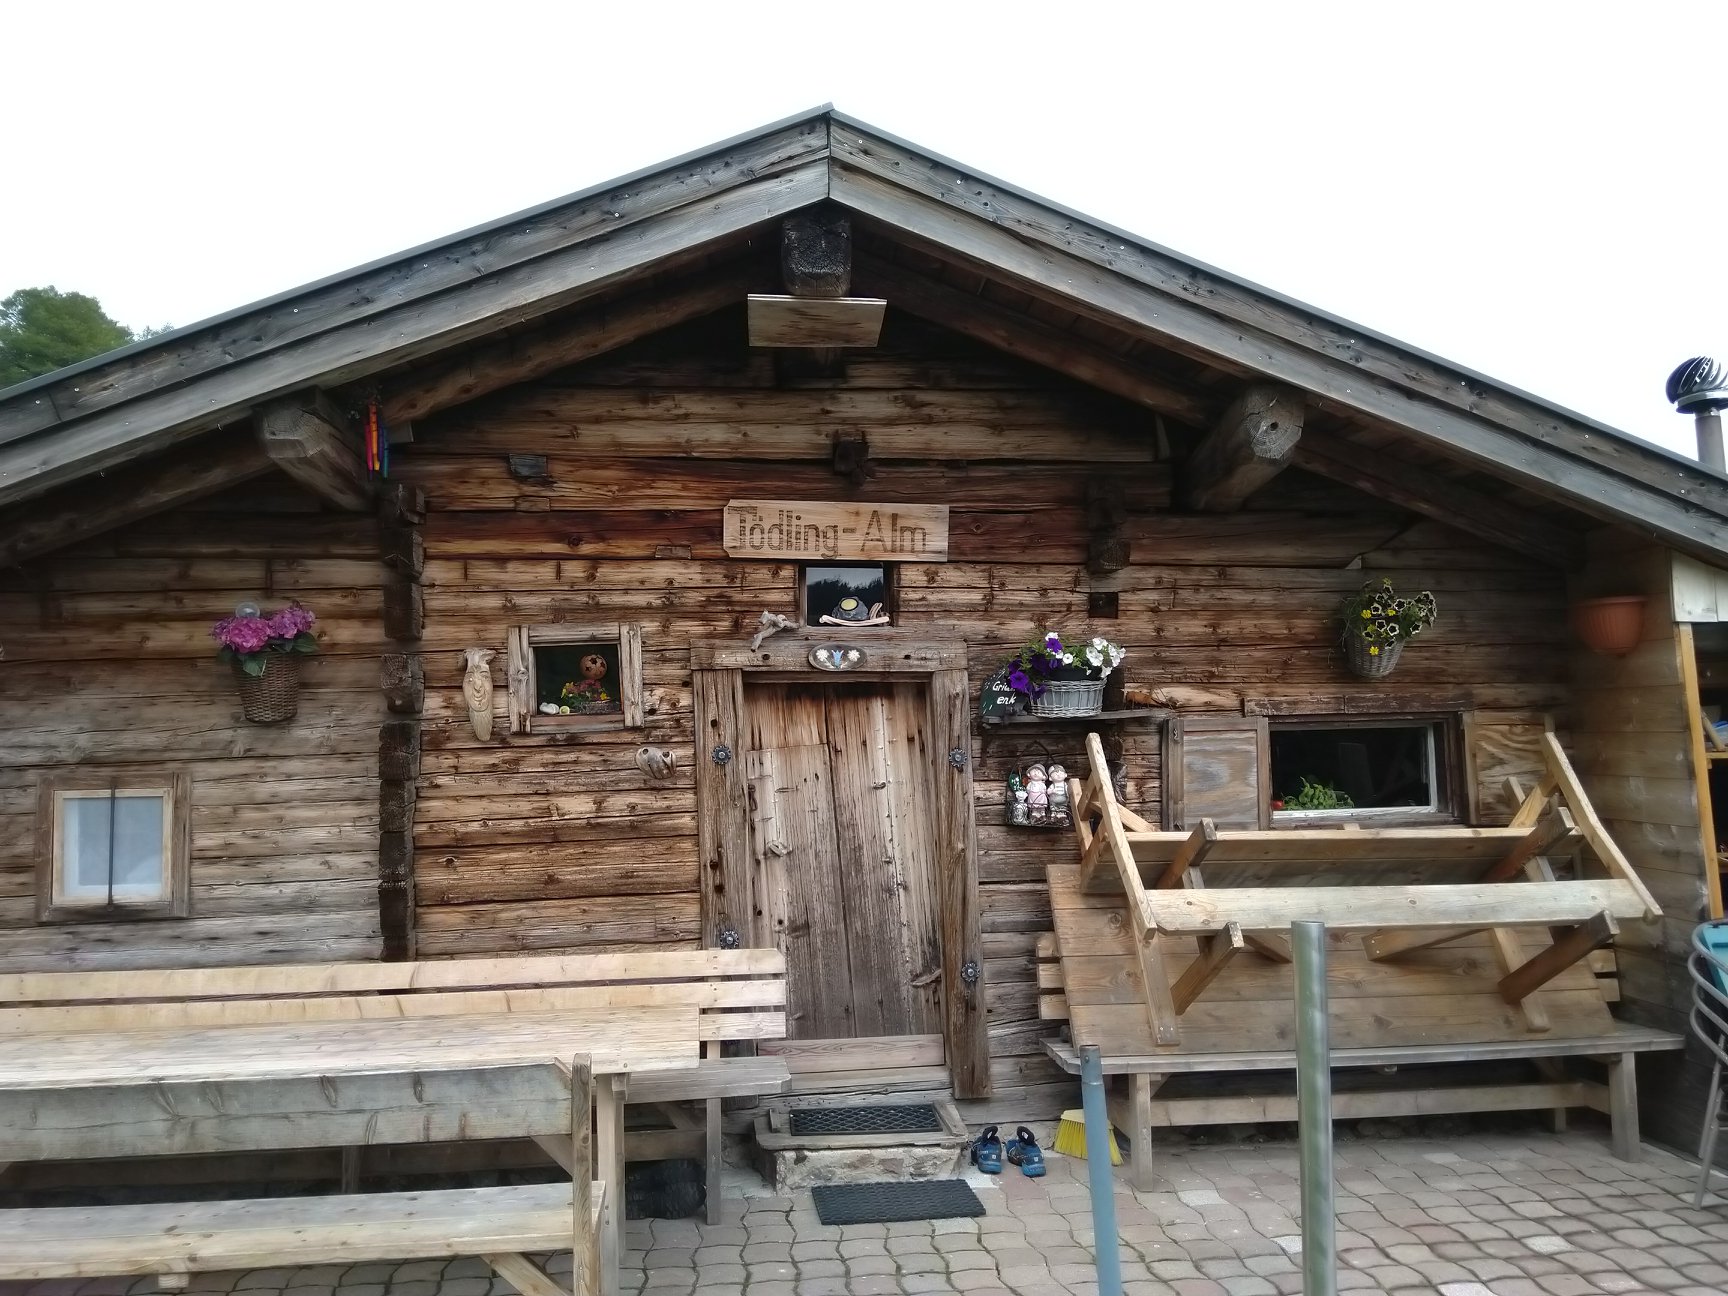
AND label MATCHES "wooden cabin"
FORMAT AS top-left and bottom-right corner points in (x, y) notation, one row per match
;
(2, 109), (1726, 1149)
